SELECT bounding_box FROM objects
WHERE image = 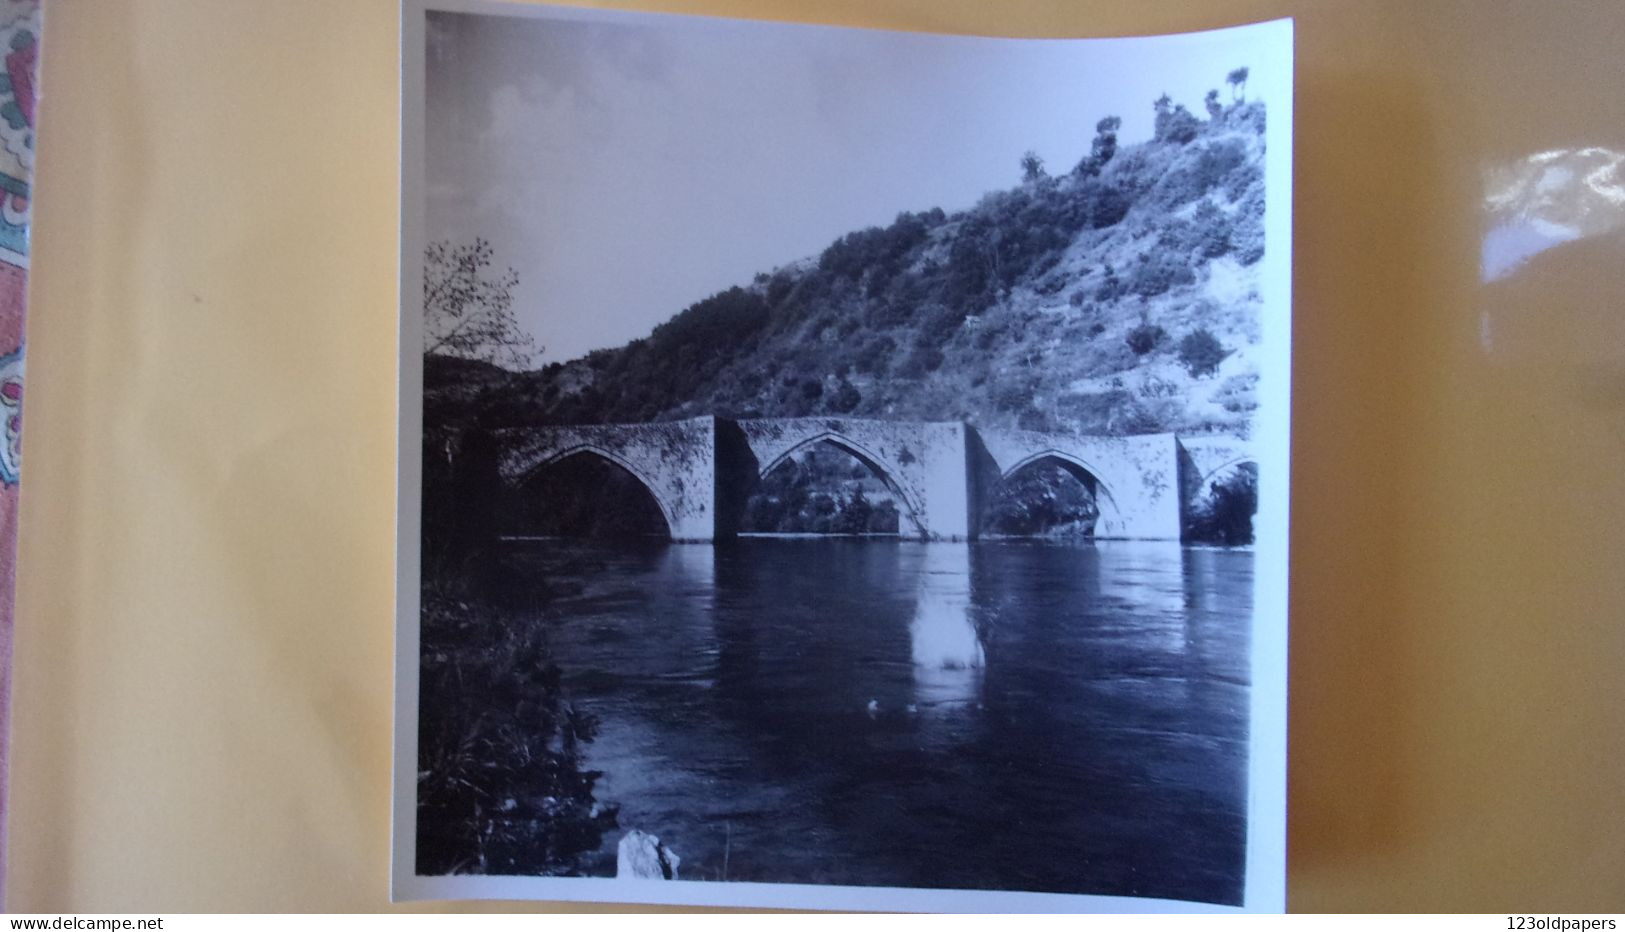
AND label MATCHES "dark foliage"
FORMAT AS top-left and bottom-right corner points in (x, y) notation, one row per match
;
(423, 239), (535, 369)
(1178, 328), (1229, 378)
(819, 211), (932, 296)
(829, 377), (862, 413)
(1075, 115), (1121, 176)
(421, 427), (505, 567)
(854, 334), (896, 375)
(1131, 248), (1197, 297)
(1192, 140), (1249, 195)
(417, 580), (617, 876)
(1227, 66), (1249, 102)
(898, 344), (945, 378)
(743, 444), (903, 534)
(1193, 200), (1233, 258)
(509, 455), (669, 539)
(1231, 183), (1267, 266)
(1094, 264), (1127, 302)
(1126, 323), (1169, 356)
(1153, 94), (1201, 145)
(982, 459), (1100, 537)
(430, 74), (1267, 435)
(1021, 150), (1046, 183)
(1185, 463), (1257, 544)
(1084, 183), (1132, 229)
